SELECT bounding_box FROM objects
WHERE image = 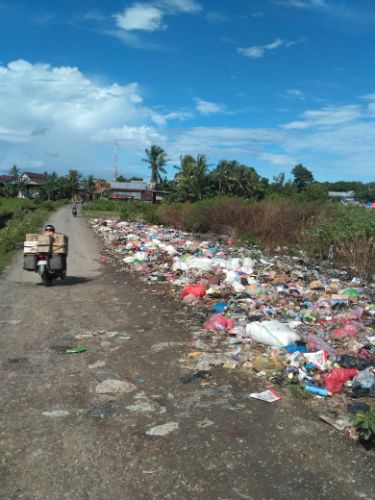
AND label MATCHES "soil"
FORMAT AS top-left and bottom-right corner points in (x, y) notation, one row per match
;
(0, 206), (374, 499)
